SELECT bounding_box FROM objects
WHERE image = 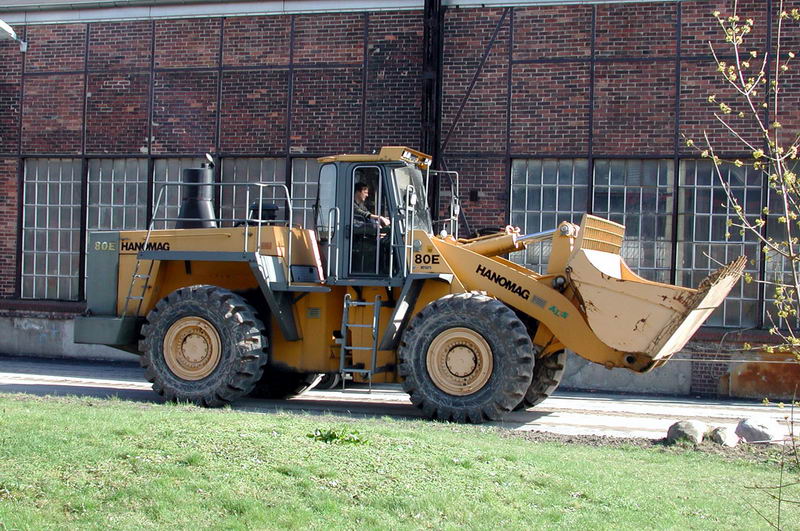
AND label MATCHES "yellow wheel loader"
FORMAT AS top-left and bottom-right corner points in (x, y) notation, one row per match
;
(75, 147), (745, 422)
